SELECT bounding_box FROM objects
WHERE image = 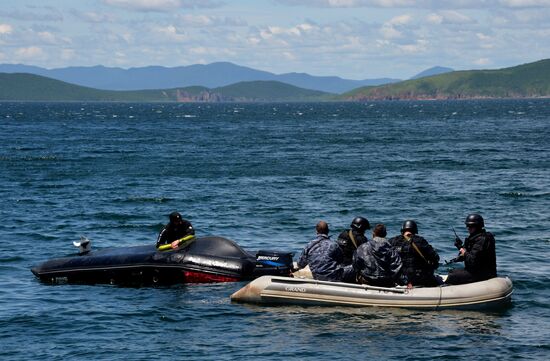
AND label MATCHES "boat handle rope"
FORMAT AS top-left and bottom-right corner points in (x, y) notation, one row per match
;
(157, 234), (195, 251)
